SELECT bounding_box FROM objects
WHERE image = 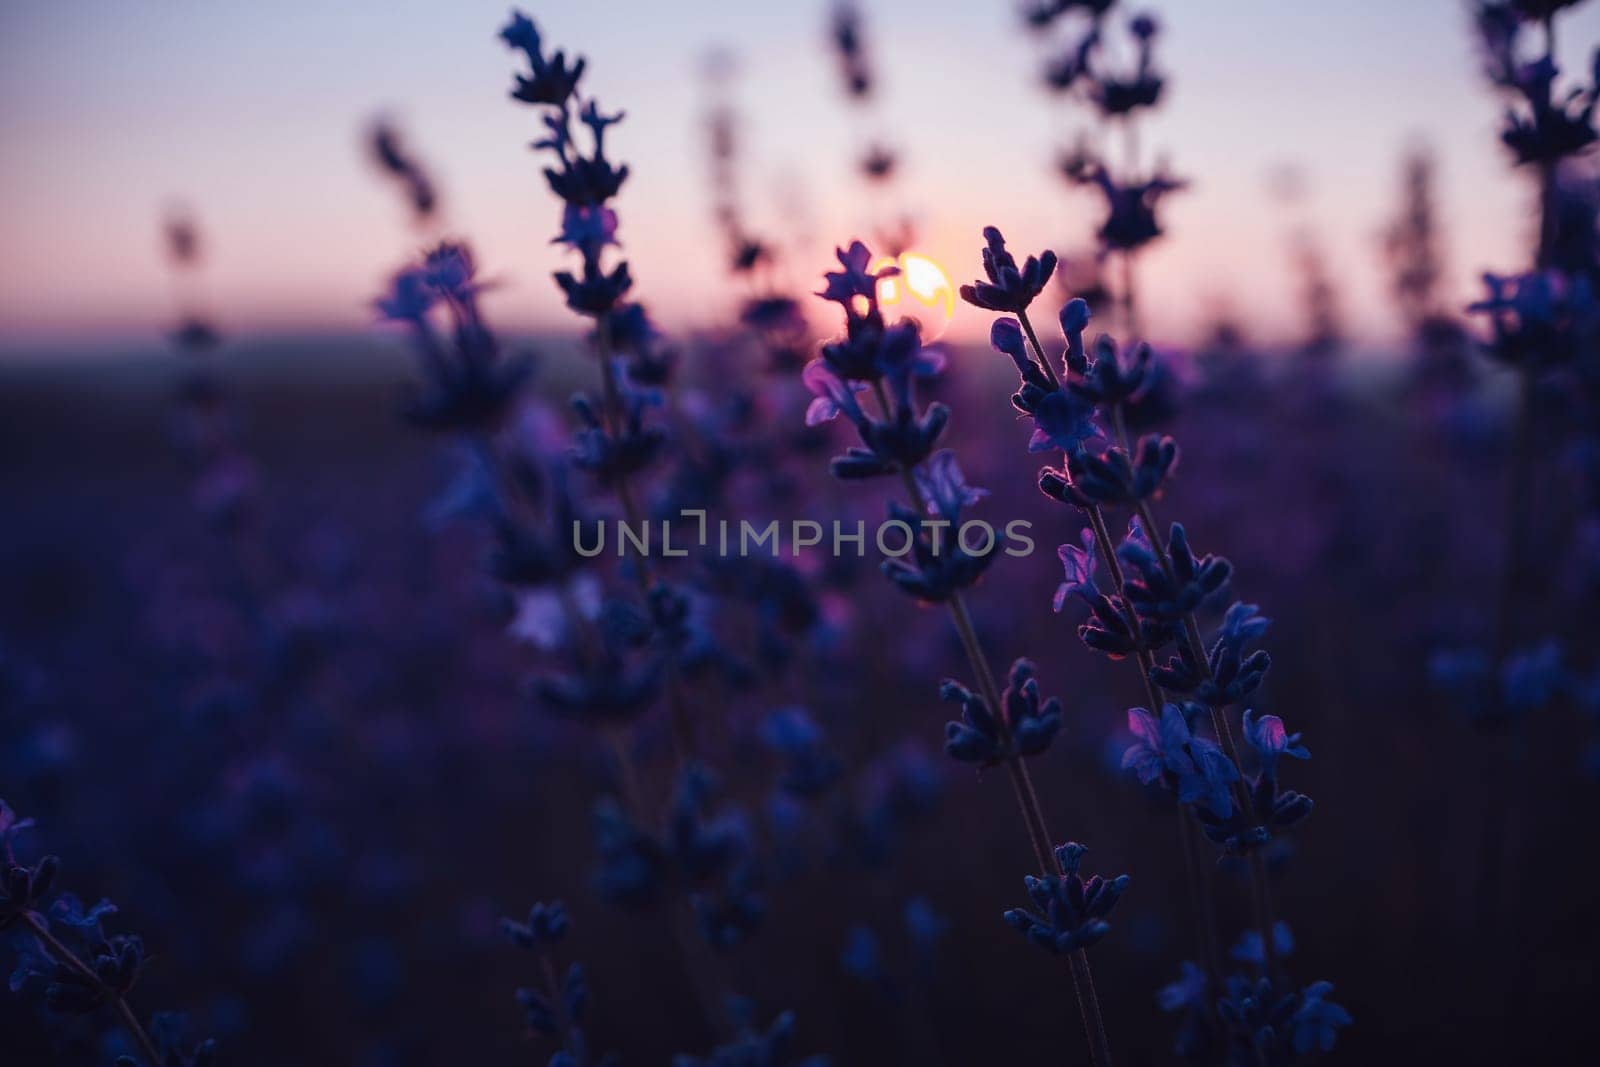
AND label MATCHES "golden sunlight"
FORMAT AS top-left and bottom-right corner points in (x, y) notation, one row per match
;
(872, 252), (956, 341)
